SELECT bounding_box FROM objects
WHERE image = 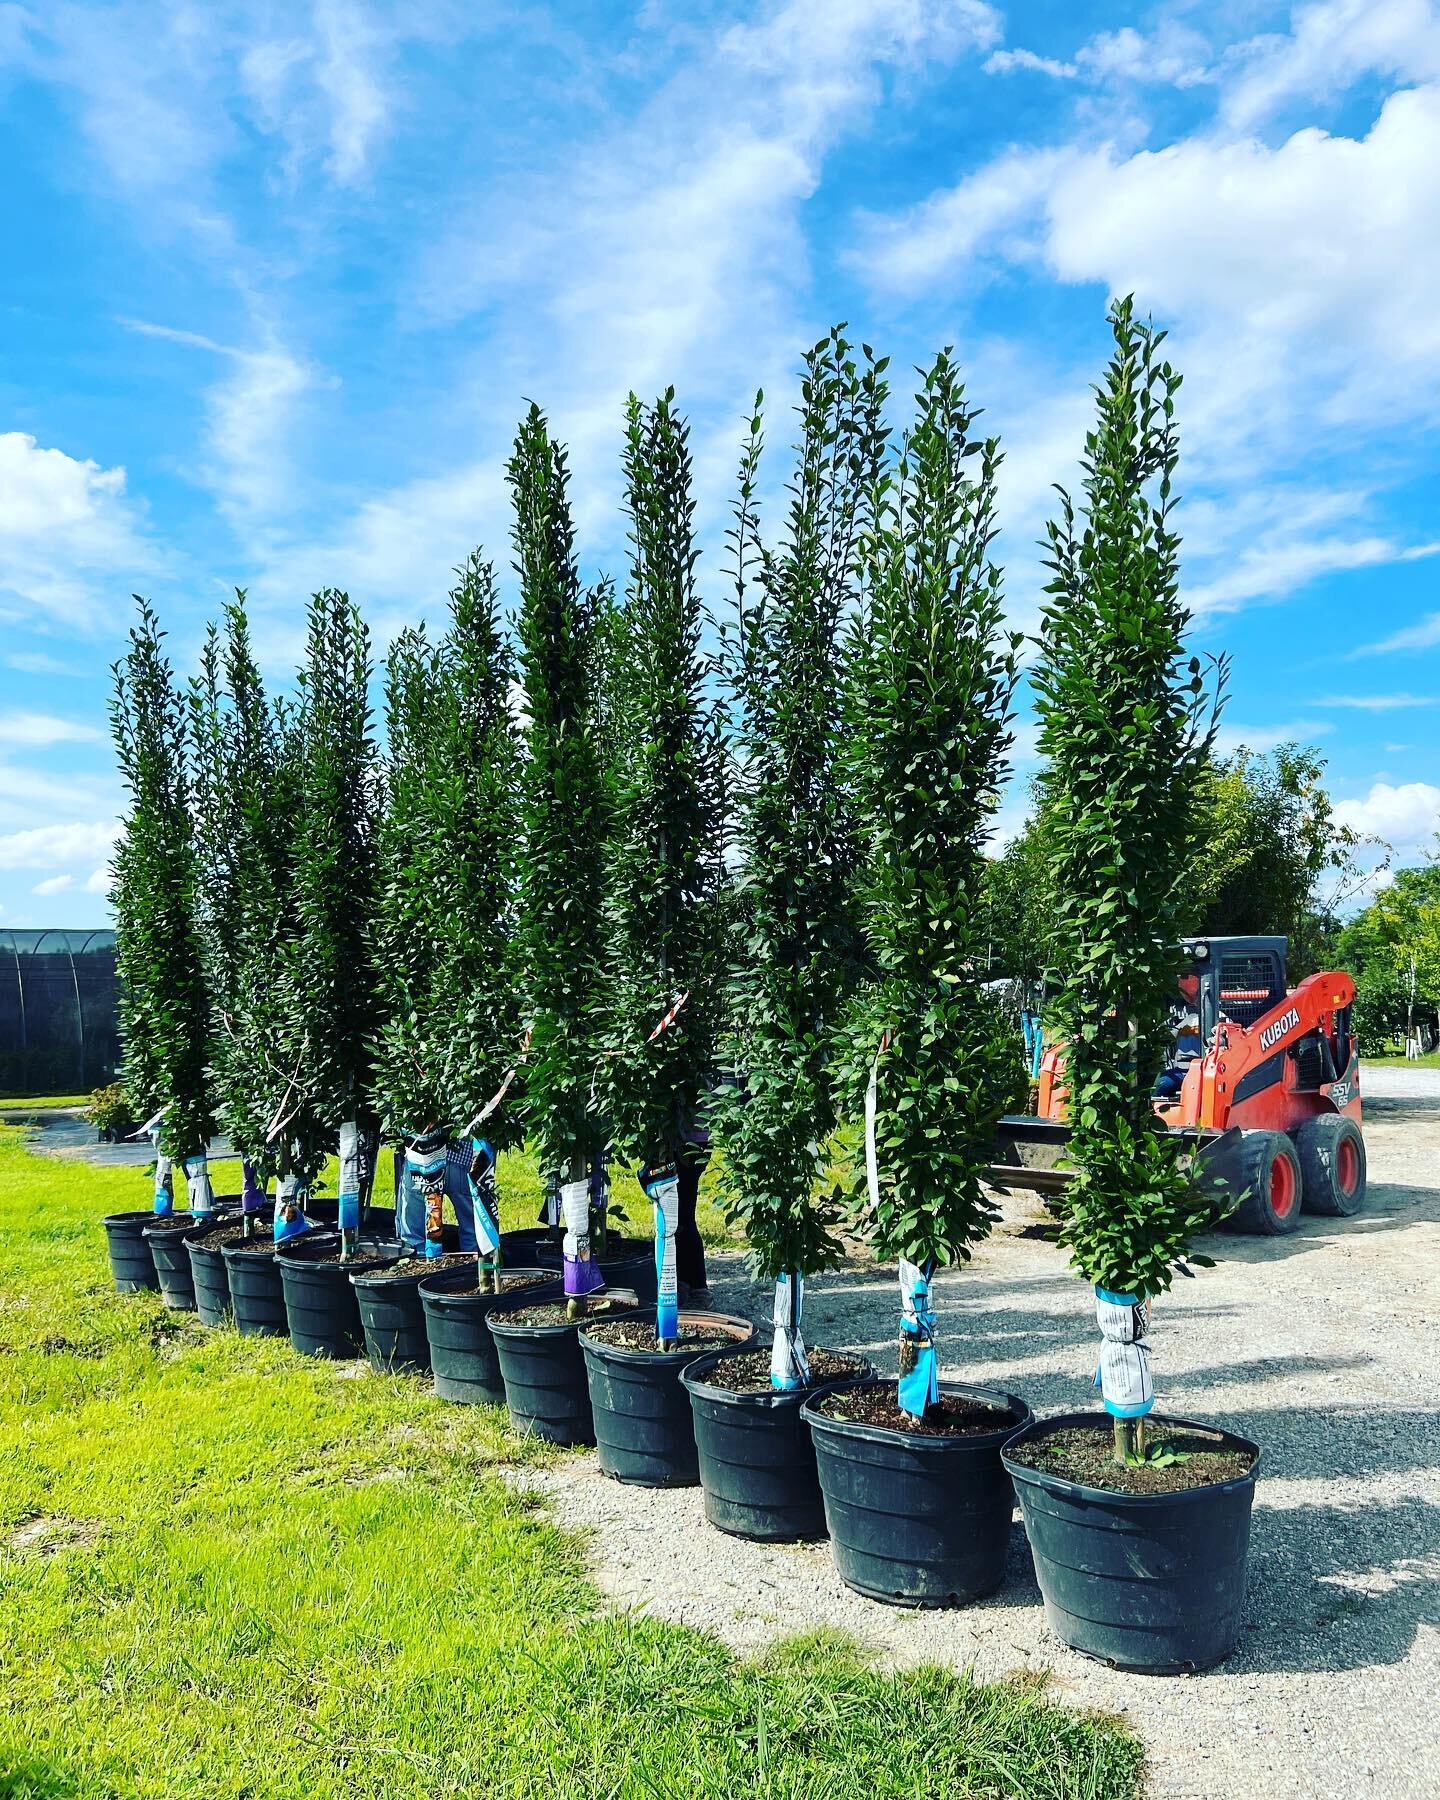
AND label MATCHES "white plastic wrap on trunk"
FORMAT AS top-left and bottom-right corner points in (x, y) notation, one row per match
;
(337, 1121), (362, 1248)
(562, 1173), (604, 1298)
(770, 1271), (809, 1390)
(1094, 1288), (1154, 1418)
(643, 1166), (680, 1342)
(184, 1154), (215, 1218)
